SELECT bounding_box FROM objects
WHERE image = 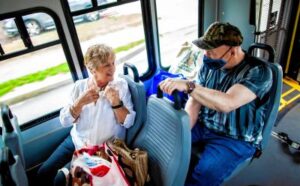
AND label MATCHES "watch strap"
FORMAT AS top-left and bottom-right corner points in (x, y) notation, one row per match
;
(112, 100), (123, 109)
